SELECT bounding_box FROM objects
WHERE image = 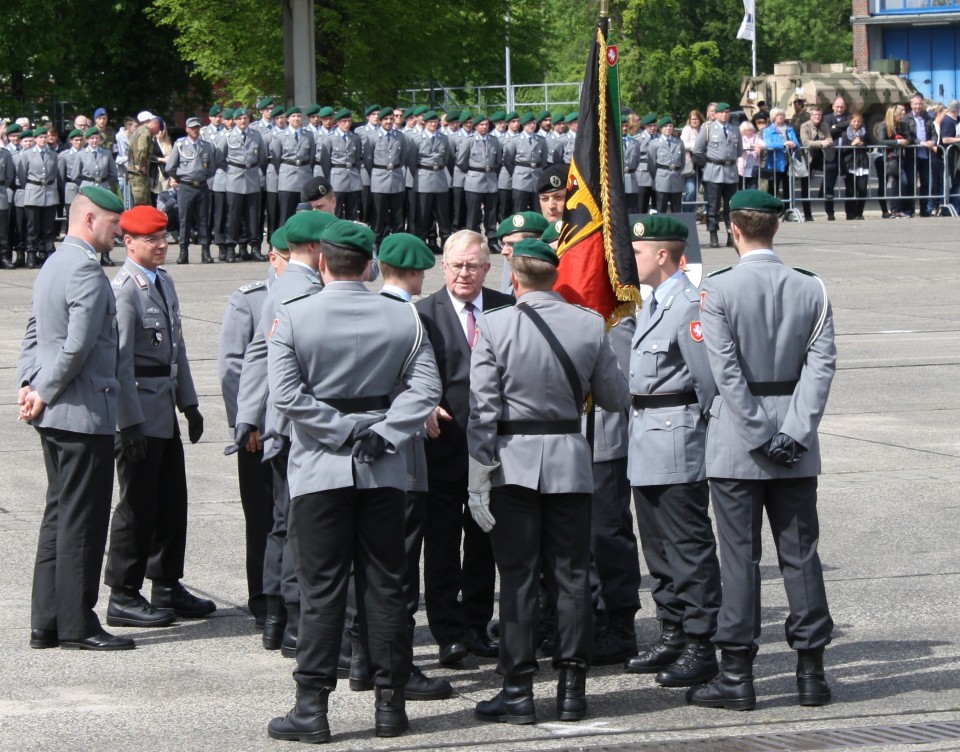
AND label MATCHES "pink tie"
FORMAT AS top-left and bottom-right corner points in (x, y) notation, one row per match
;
(465, 302), (477, 347)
